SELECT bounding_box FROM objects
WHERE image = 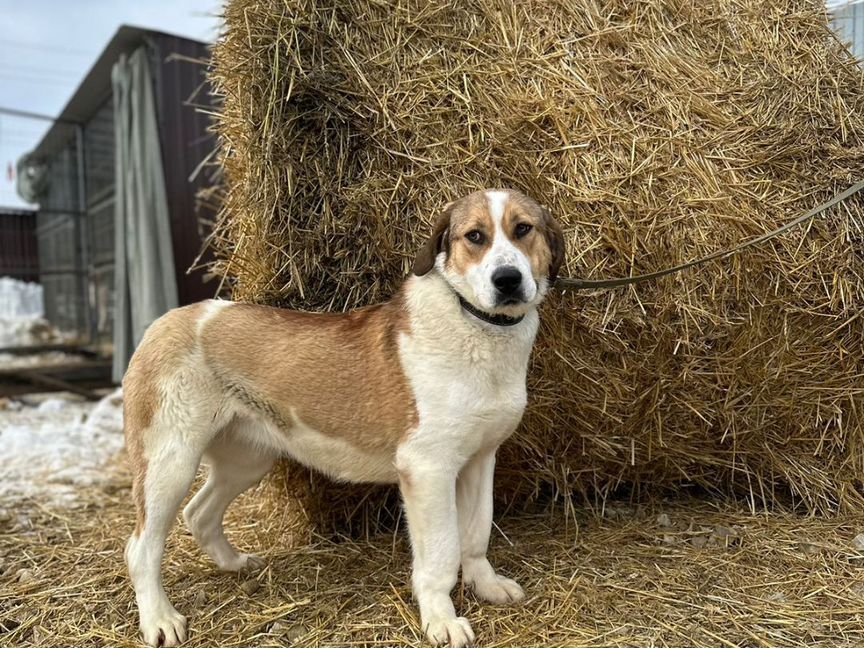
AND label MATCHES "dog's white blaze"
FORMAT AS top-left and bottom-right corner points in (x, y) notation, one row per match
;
(485, 190), (509, 222)
(485, 191), (519, 266)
